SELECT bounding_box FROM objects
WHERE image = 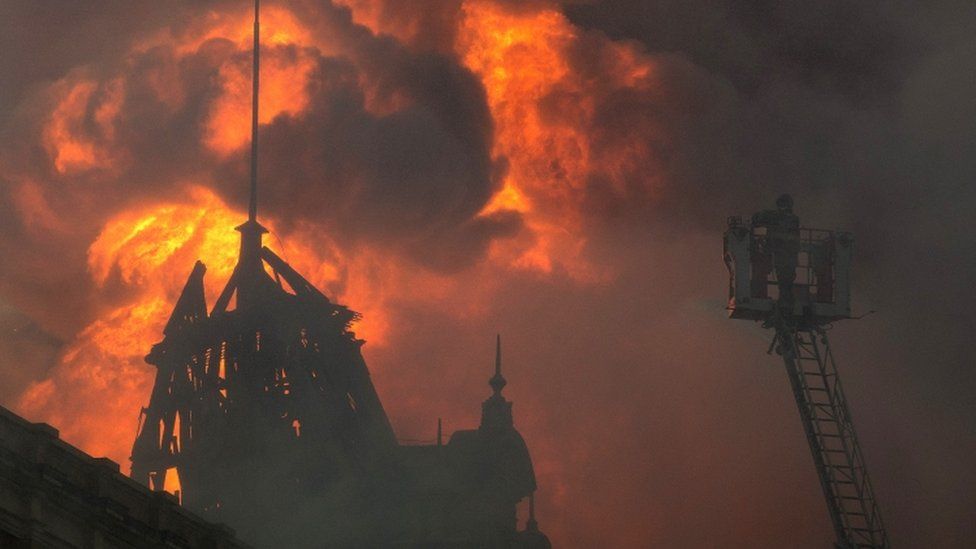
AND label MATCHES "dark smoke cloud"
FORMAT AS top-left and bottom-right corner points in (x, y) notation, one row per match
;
(1, 1), (974, 548)
(0, 0), (513, 329)
(214, 36), (518, 269)
(555, 1), (976, 545)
